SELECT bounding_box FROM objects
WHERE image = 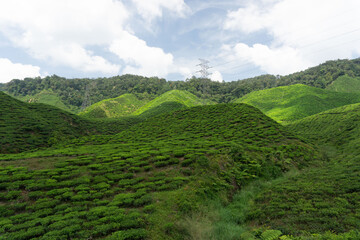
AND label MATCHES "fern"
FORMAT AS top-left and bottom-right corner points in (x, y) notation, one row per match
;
(261, 229), (282, 240)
